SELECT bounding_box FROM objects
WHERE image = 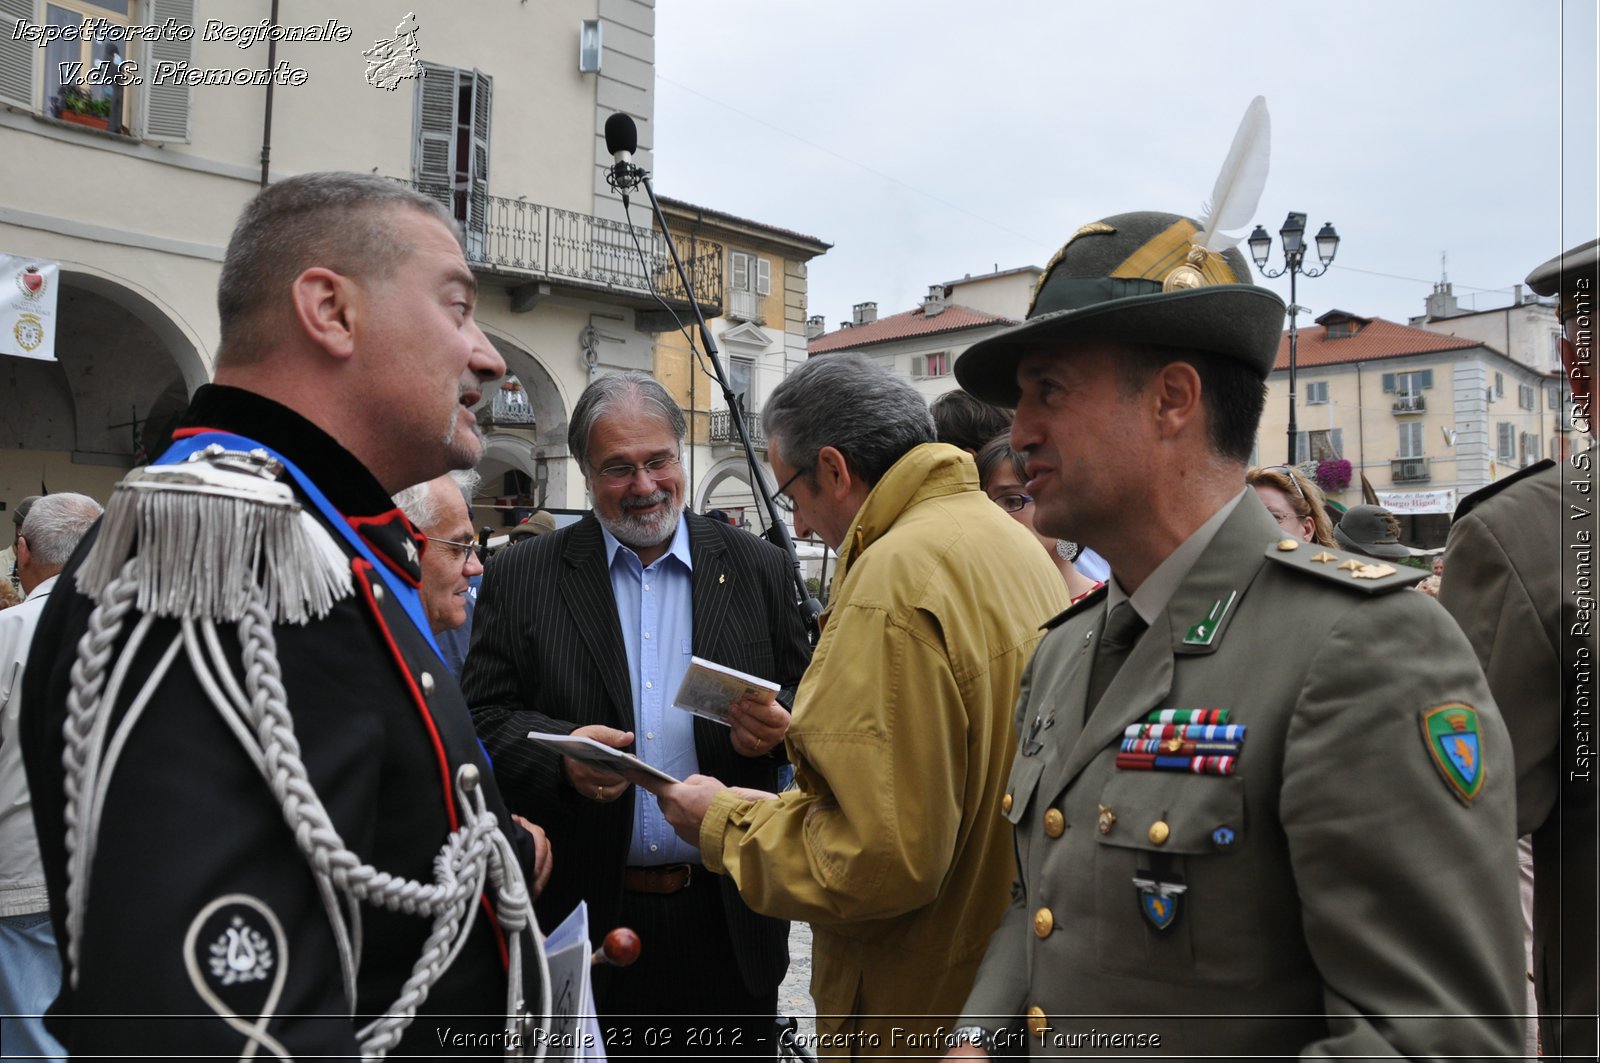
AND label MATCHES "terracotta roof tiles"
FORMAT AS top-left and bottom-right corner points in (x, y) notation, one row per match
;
(808, 304), (1016, 354)
(1273, 316), (1484, 370)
